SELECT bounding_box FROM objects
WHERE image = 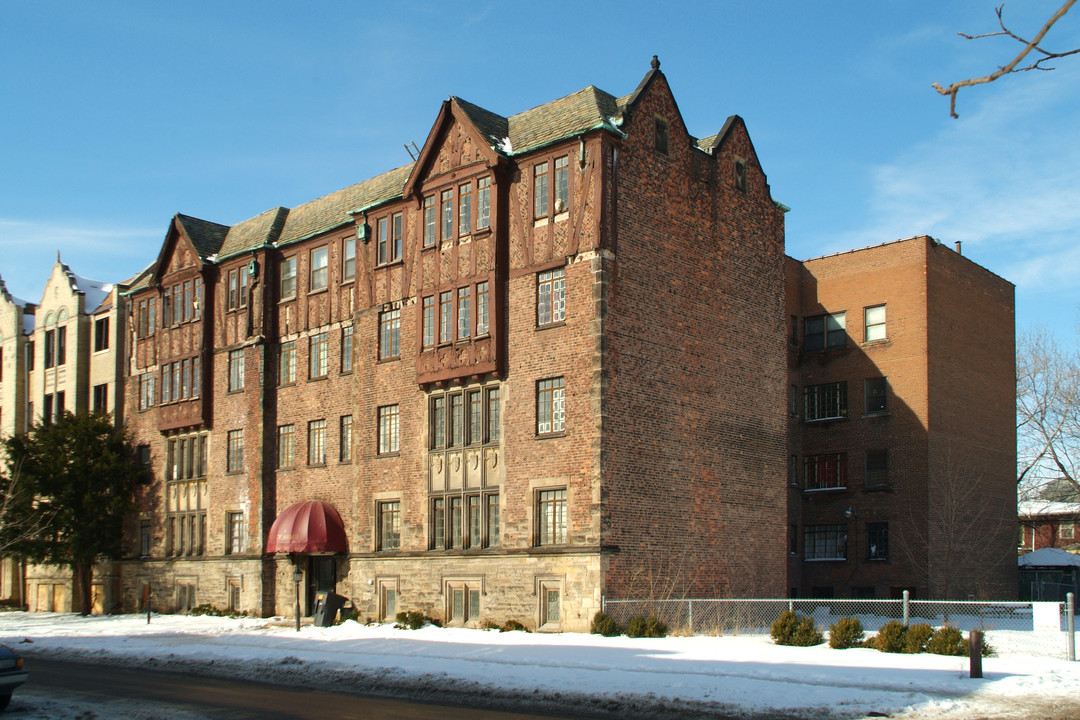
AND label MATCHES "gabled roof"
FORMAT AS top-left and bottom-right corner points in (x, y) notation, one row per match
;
(217, 206), (288, 261)
(505, 85), (622, 156)
(287, 164), (414, 241)
(175, 213), (230, 260)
